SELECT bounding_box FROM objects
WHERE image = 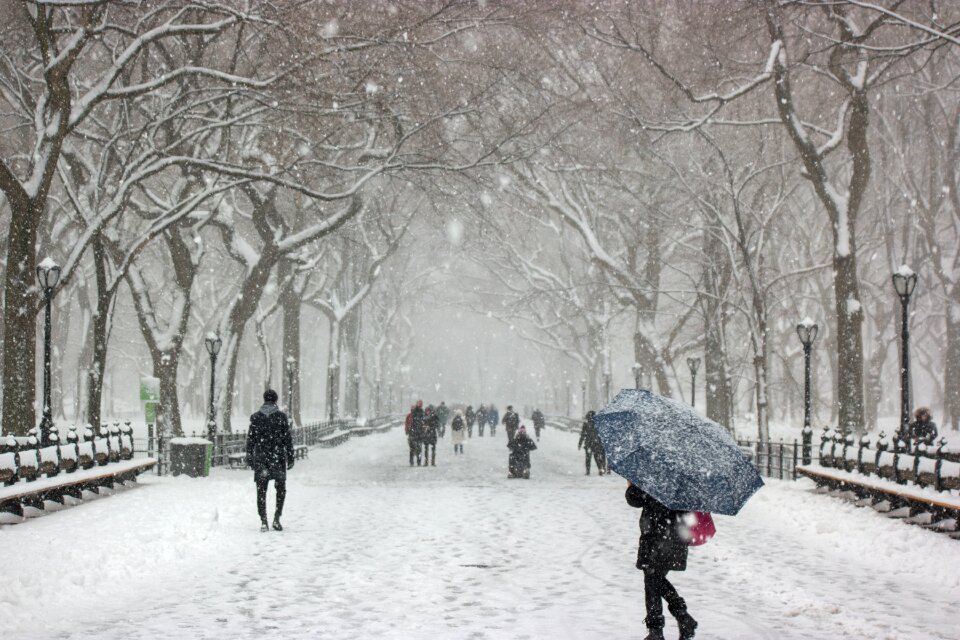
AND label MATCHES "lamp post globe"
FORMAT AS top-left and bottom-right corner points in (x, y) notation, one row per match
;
(36, 258), (61, 445)
(205, 331), (222, 441)
(686, 357), (700, 407)
(892, 266), (918, 450)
